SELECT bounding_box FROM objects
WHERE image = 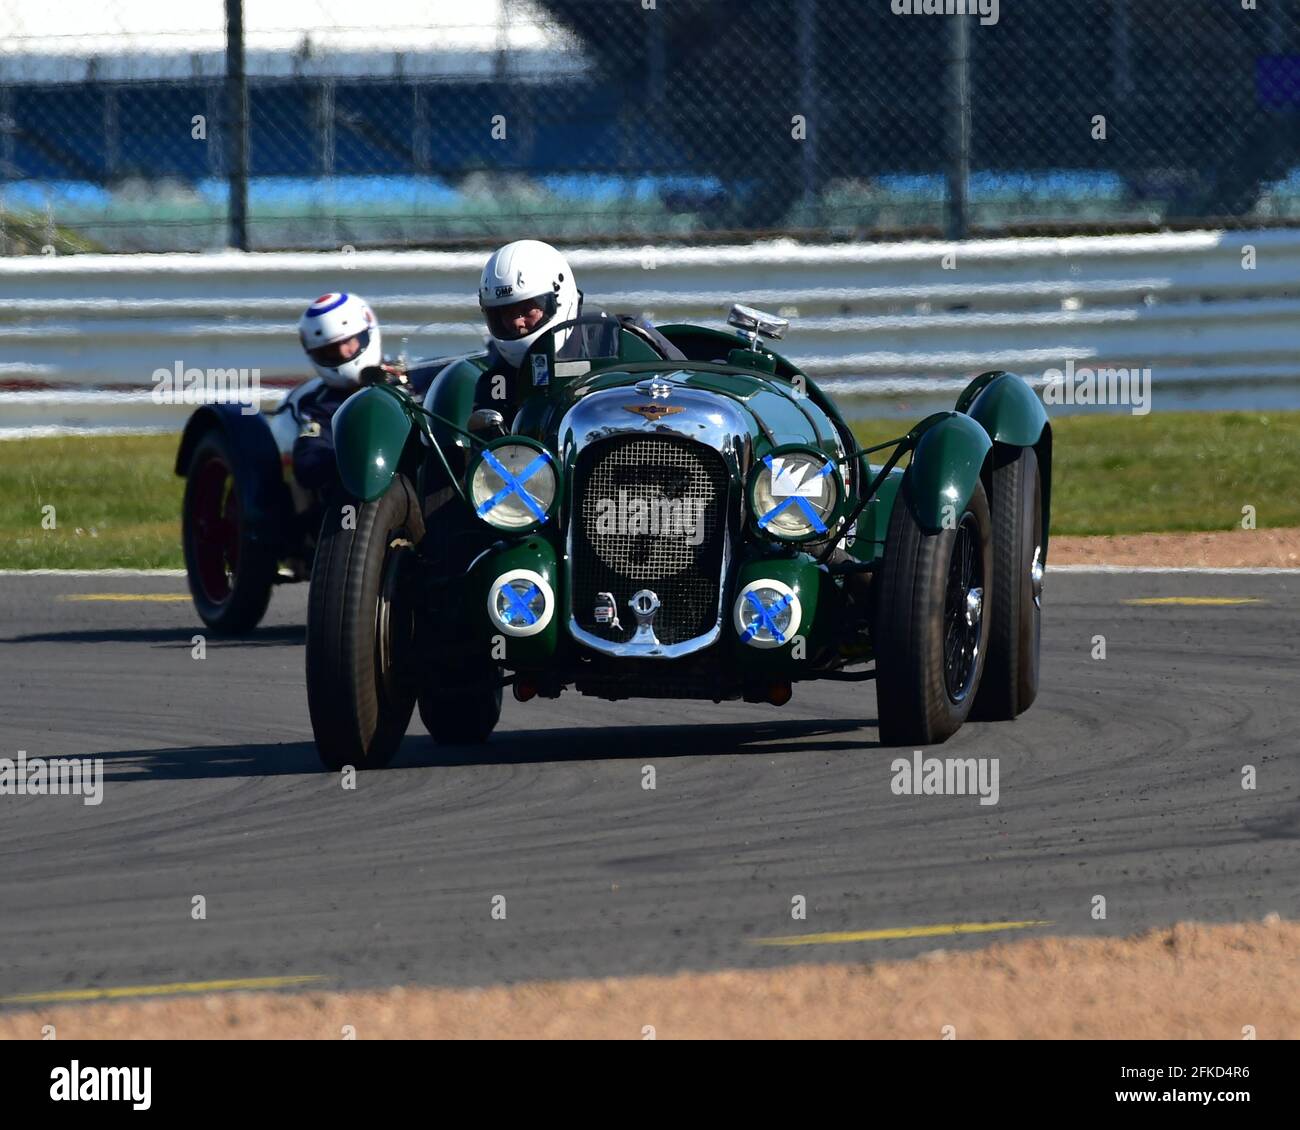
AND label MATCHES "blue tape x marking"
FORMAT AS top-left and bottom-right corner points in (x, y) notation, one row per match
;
(476, 450), (552, 525)
(757, 455), (831, 534)
(500, 581), (542, 626)
(740, 589), (793, 643)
